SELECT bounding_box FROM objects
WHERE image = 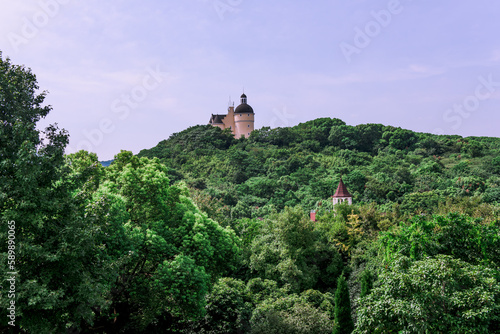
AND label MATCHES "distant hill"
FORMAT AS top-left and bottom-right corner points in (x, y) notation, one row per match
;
(100, 160), (114, 167)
